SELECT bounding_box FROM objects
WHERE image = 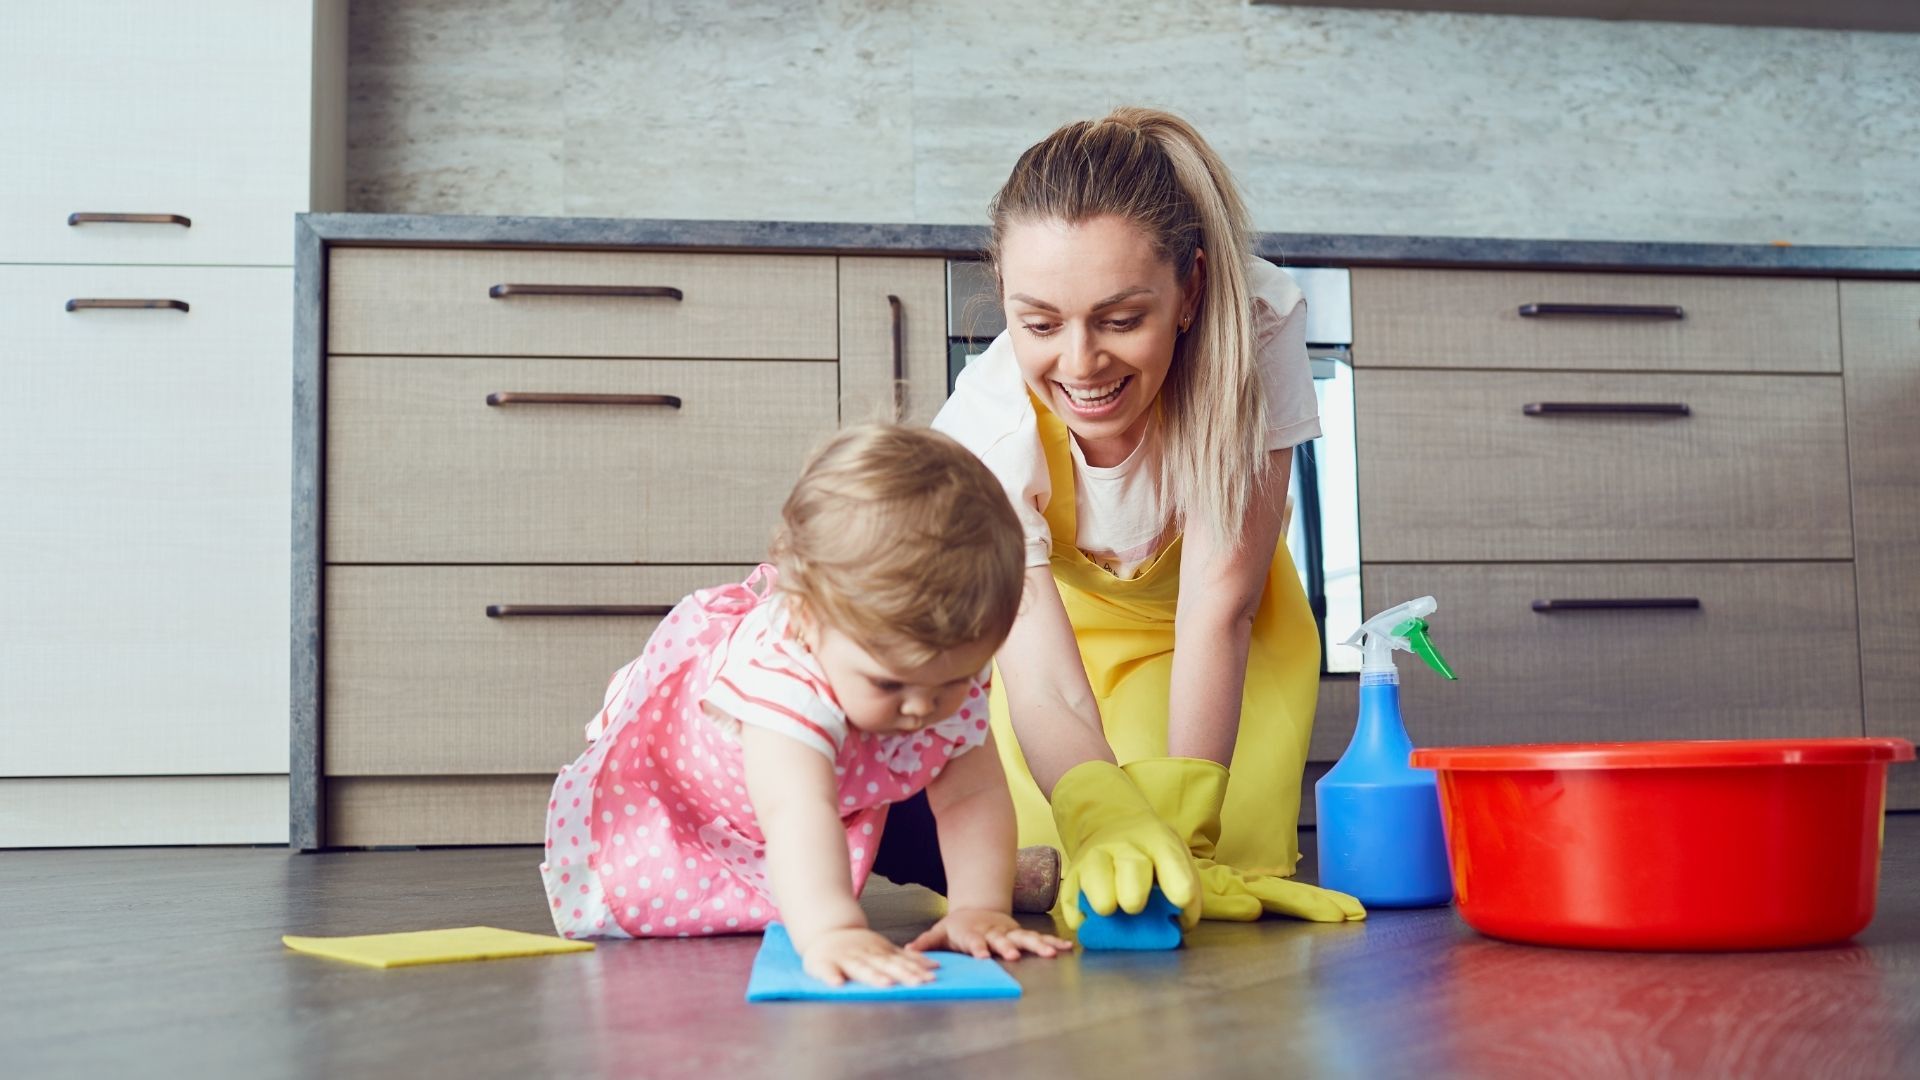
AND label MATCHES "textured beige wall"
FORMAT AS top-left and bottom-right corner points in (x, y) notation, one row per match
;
(348, 0), (1920, 245)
